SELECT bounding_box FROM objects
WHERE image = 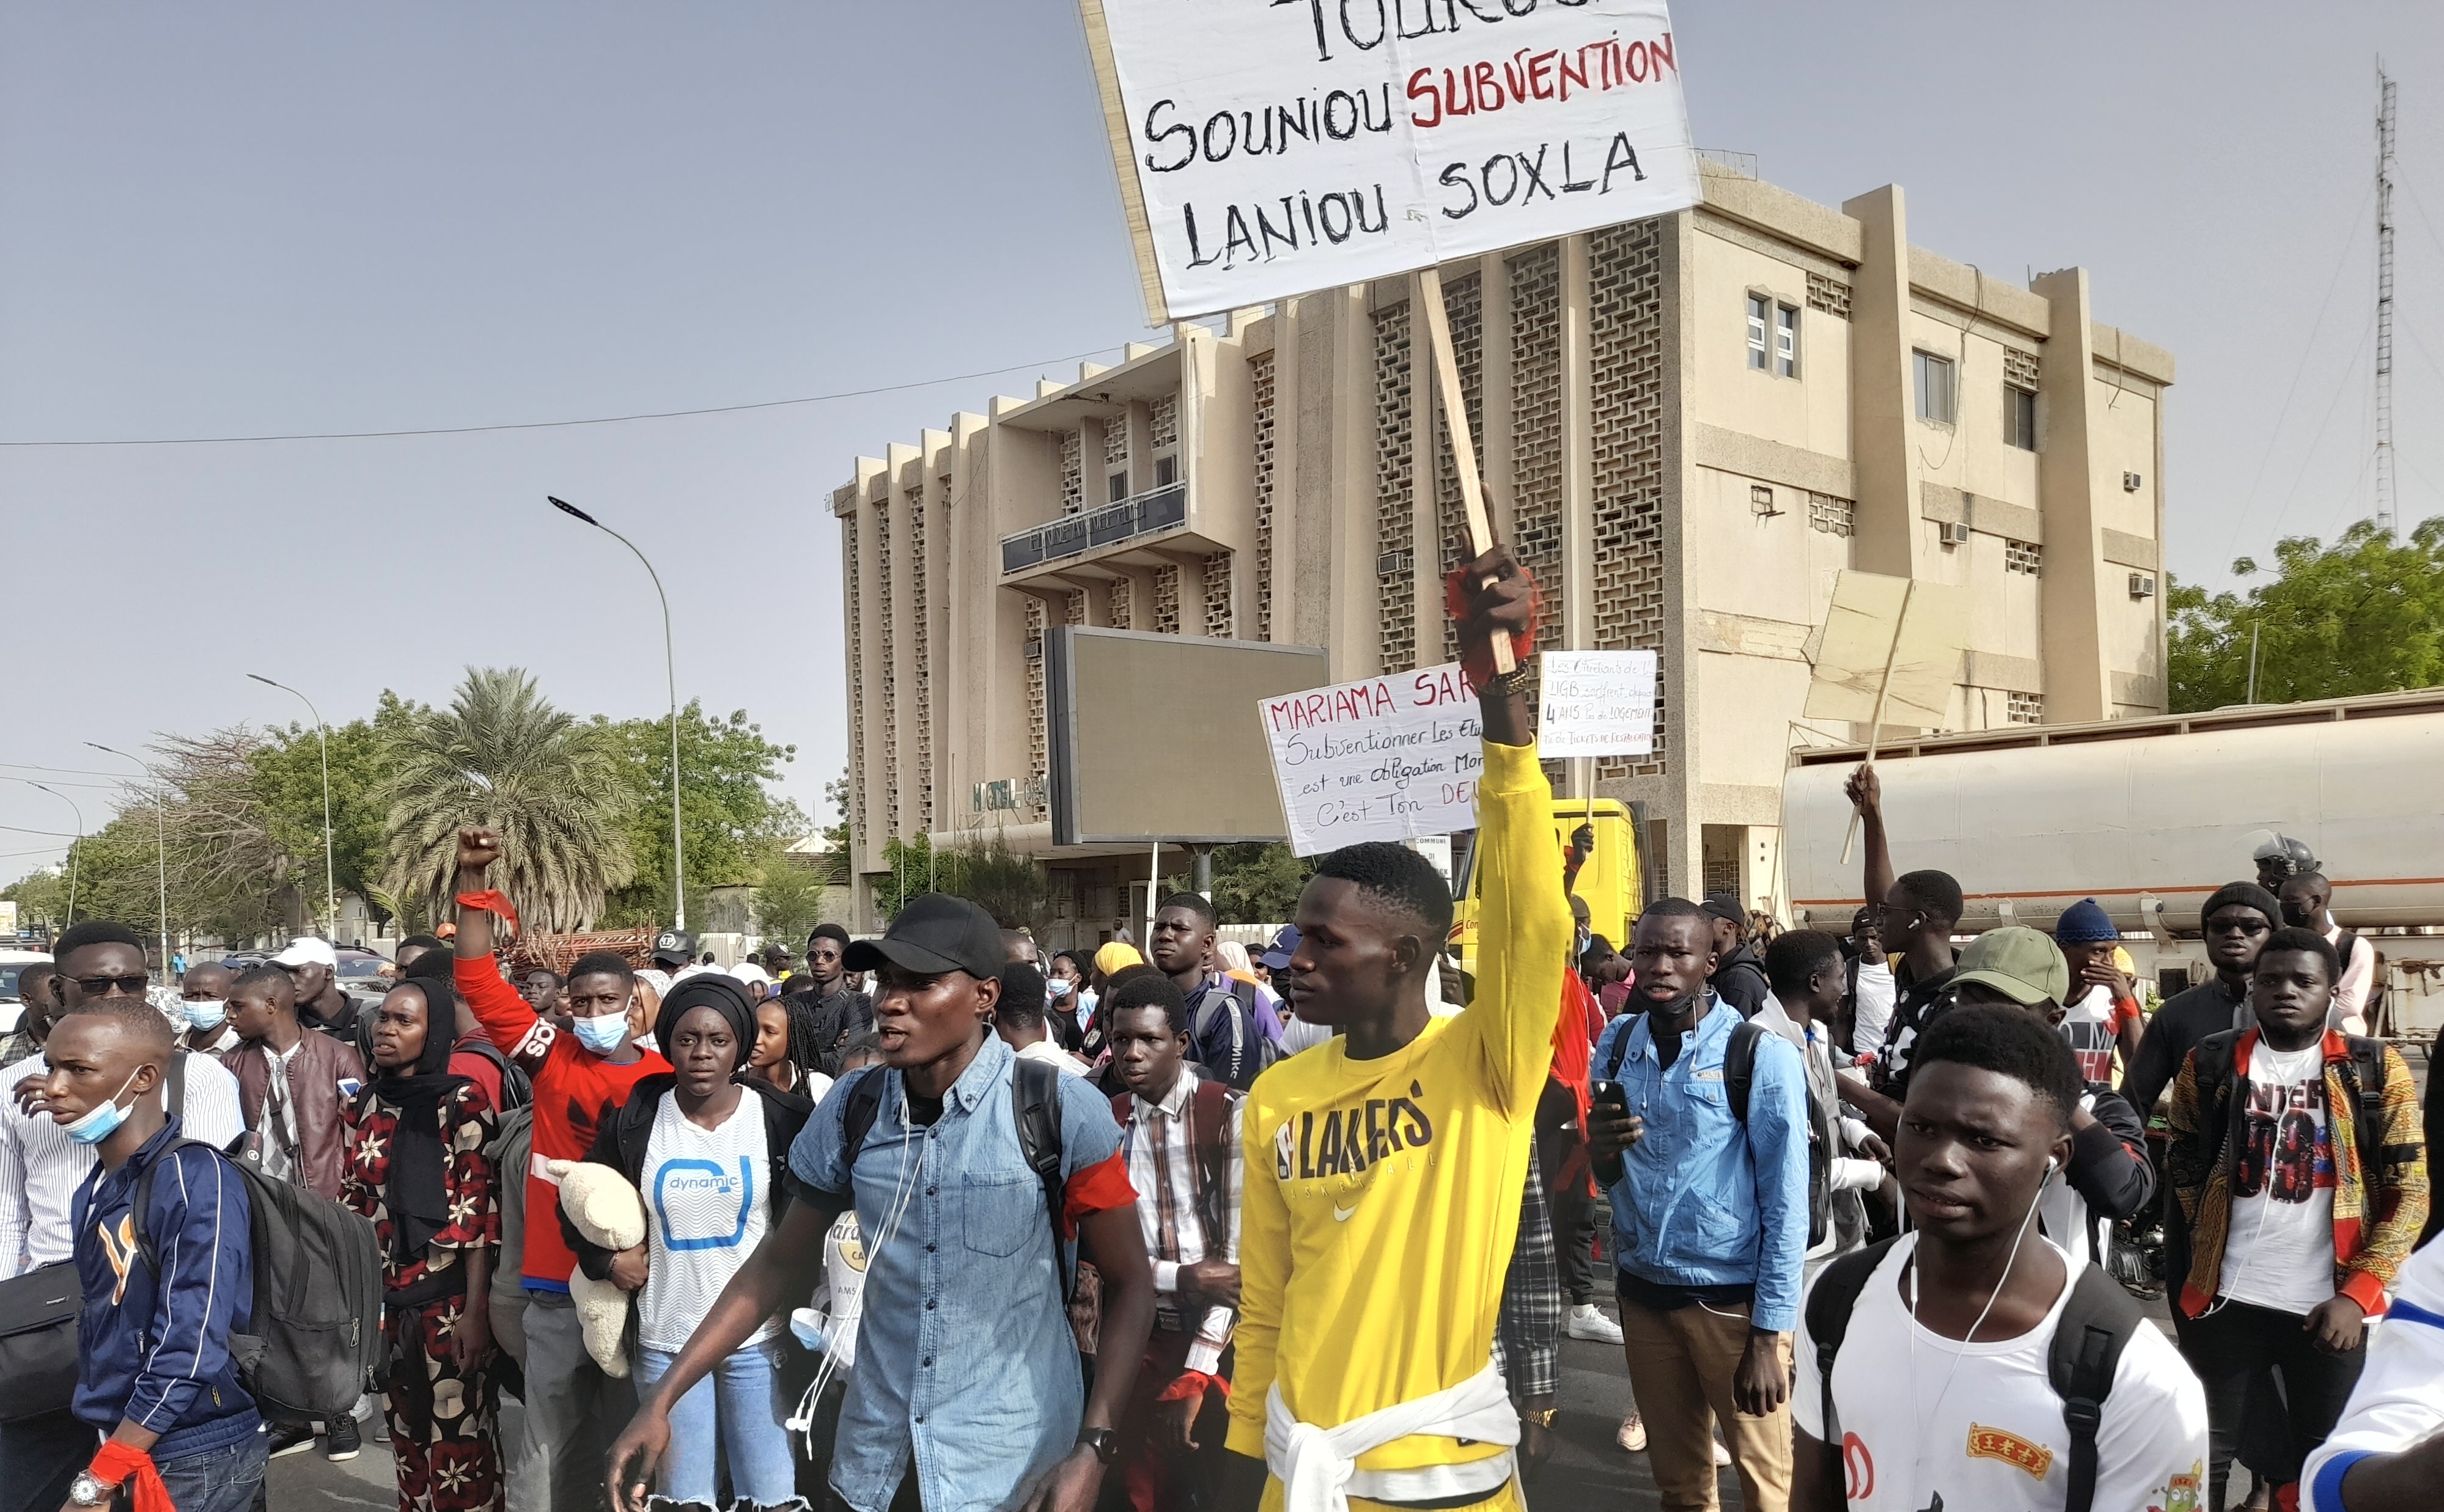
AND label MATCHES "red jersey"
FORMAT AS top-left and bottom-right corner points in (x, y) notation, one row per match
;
(456, 956), (668, 1290)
